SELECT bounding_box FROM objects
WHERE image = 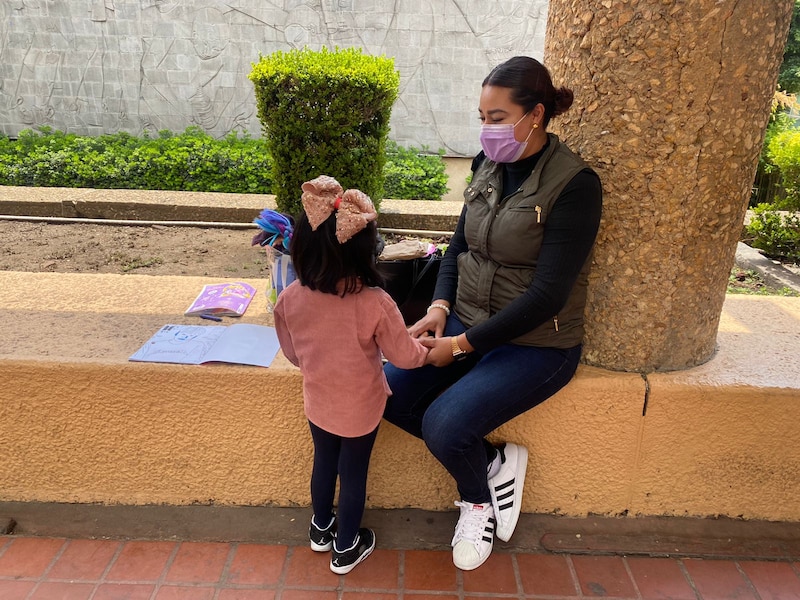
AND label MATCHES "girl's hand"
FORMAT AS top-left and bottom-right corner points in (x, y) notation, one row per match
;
(408, 302), (449, 338)
(420, 336), (454, 366)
